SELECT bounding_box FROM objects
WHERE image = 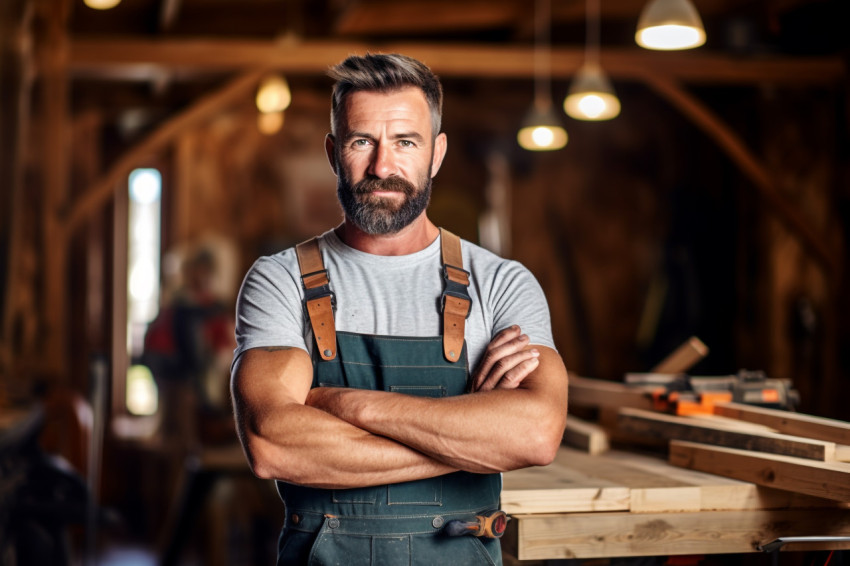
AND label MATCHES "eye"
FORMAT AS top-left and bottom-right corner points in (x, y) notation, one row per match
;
(399, 140), (416, 148)
(352, 139), (370, 147)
